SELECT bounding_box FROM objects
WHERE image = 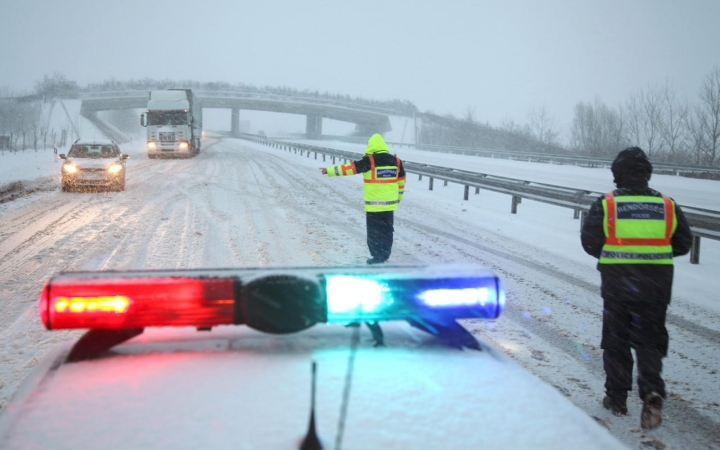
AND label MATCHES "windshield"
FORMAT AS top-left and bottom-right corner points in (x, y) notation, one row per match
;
(68, 144), (118, 158)
(146, 111), (188, 126)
